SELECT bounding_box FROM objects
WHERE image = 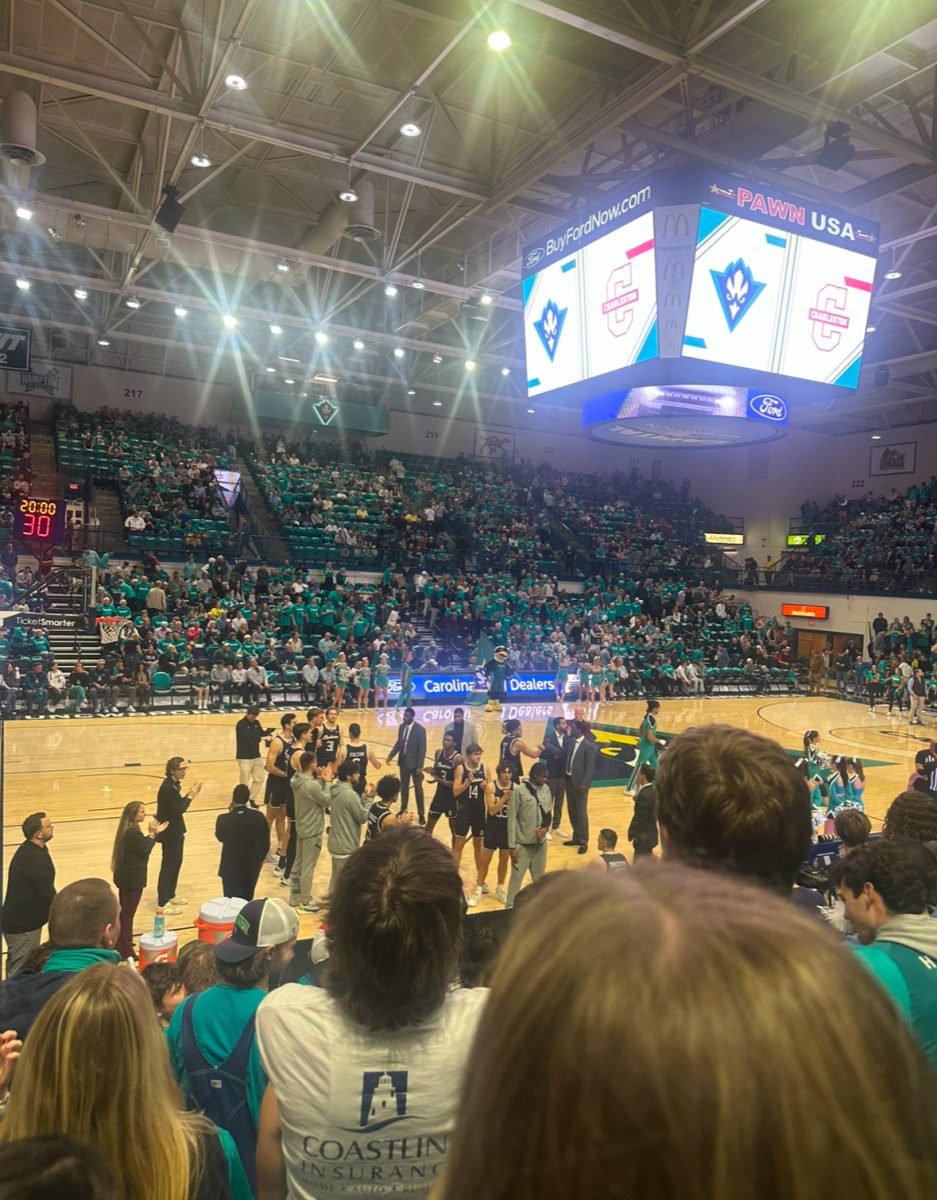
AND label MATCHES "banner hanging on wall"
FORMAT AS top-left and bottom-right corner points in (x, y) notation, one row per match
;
(6, 361), (73, 400)
(869, 441), (916, 476)
(474, 430), (515, 461)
